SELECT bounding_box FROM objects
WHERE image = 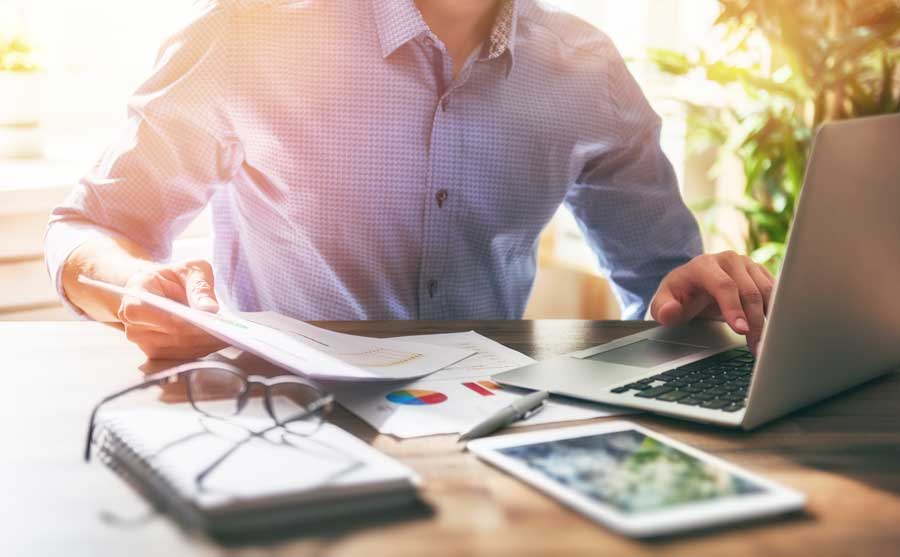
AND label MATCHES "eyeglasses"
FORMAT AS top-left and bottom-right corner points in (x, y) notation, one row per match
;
(84, 361), (334, 463)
